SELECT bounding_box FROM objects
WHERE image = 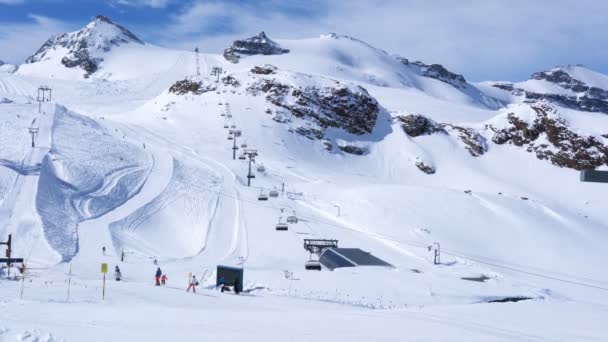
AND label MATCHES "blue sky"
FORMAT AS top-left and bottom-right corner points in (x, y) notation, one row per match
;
(1, 0), (607, 82)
